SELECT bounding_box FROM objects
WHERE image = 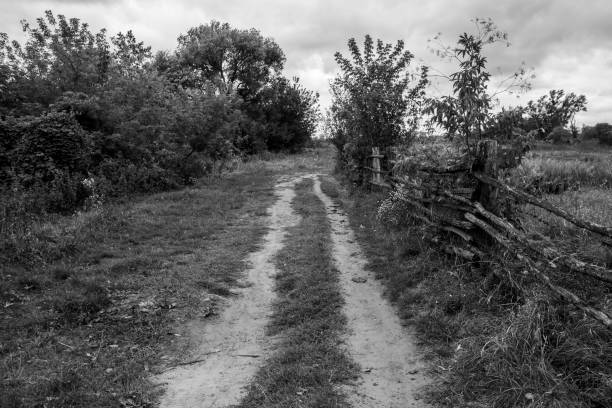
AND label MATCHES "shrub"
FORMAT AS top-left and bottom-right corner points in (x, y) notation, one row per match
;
(12, 112), (89, 184)
(548, 126), (573, 144)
